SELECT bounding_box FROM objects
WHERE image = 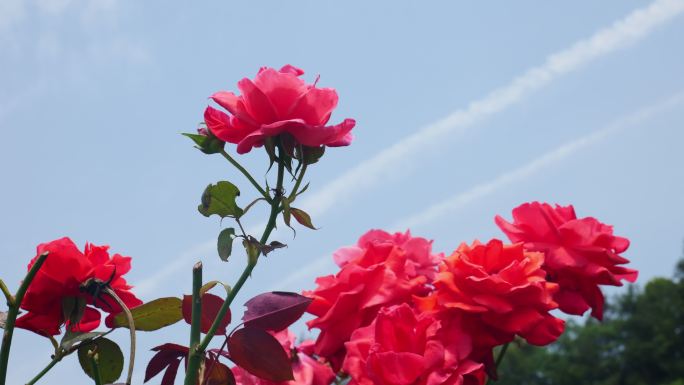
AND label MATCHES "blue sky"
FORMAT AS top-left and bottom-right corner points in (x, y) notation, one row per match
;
(1, 1), (683, 384)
